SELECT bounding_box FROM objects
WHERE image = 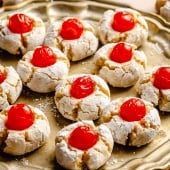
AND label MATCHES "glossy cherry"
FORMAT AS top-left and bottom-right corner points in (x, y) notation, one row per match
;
(68, 125), (98, 150)
(8, 13), (34, 34)
(110, 42), (132, 63)
(70, 76), (95, 99)
(153, 67), (170, 89)
(59, 18), (83, 40)
(5, 103), (35, 130)
(31, 46), (56, 67)
(119, 98), (146, 122)
(112, 11), (135, 32)
(0, 71), (6, 83)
